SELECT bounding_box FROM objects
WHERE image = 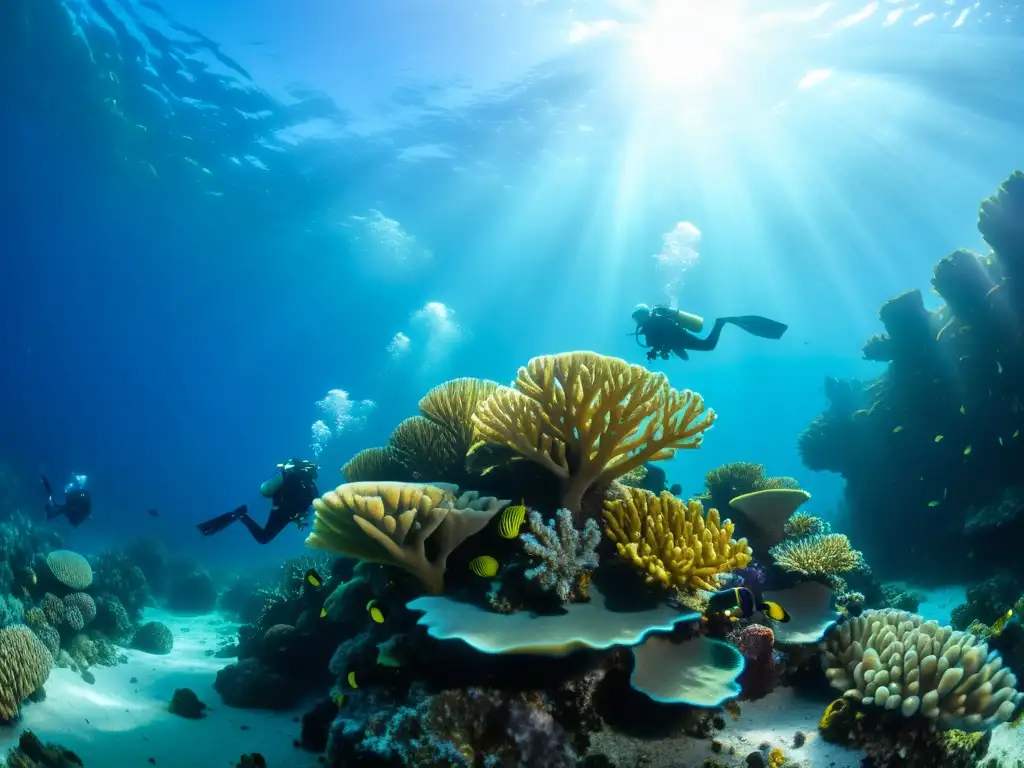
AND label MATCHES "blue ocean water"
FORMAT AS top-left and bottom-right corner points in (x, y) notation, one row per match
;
(3, 0), (1024, 766)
